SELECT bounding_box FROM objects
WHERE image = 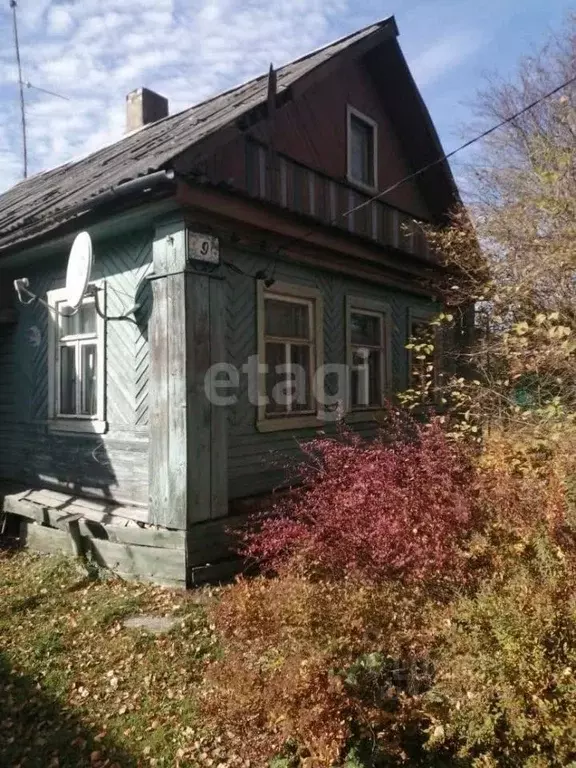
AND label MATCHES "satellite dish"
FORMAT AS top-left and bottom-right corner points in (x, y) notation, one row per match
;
(65, 231), (93, 310)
